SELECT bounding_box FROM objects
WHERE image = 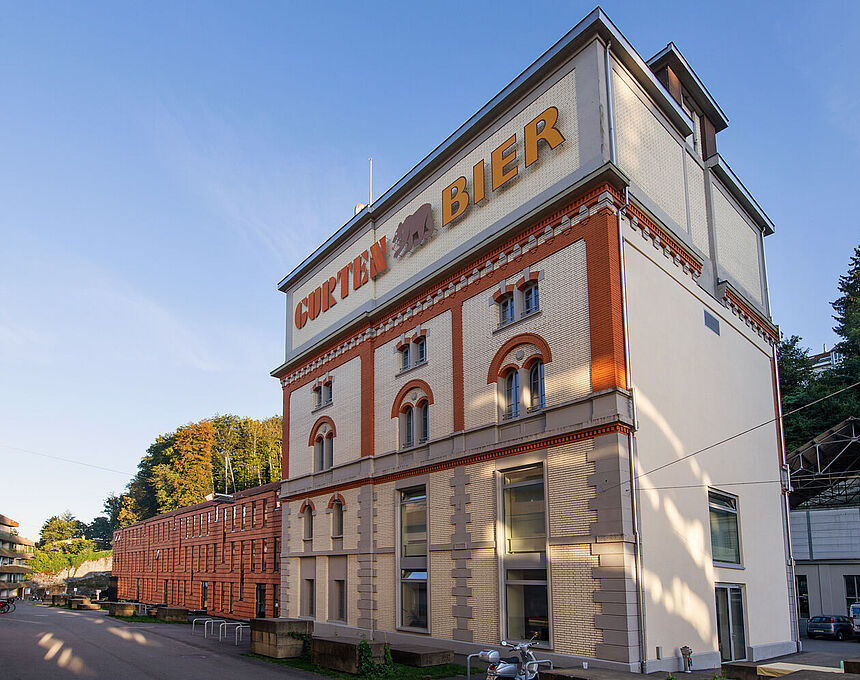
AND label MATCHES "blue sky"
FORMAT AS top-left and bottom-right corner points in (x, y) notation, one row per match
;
(2, 1), (858, 541)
